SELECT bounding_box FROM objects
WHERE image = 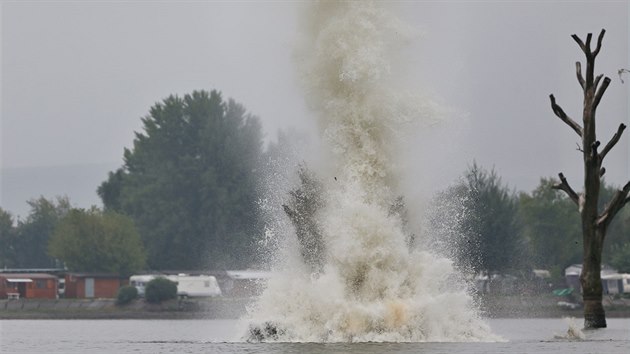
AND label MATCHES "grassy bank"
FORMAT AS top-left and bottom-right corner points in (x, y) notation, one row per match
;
(478, 293), (630, 318)
(2, 294), (630, 320)
(0, 297), (253, 320)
